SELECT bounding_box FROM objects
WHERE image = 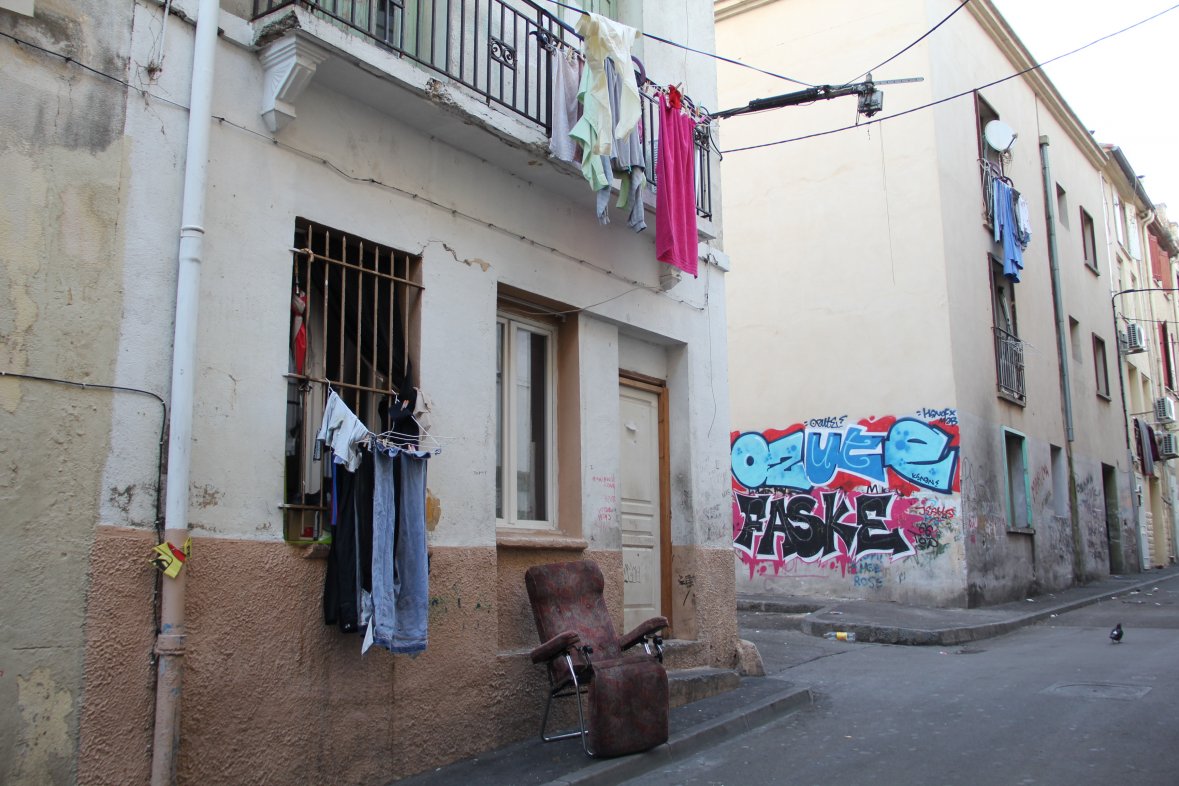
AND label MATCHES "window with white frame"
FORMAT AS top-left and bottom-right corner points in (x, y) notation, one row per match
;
(496, 310), (556, 528)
